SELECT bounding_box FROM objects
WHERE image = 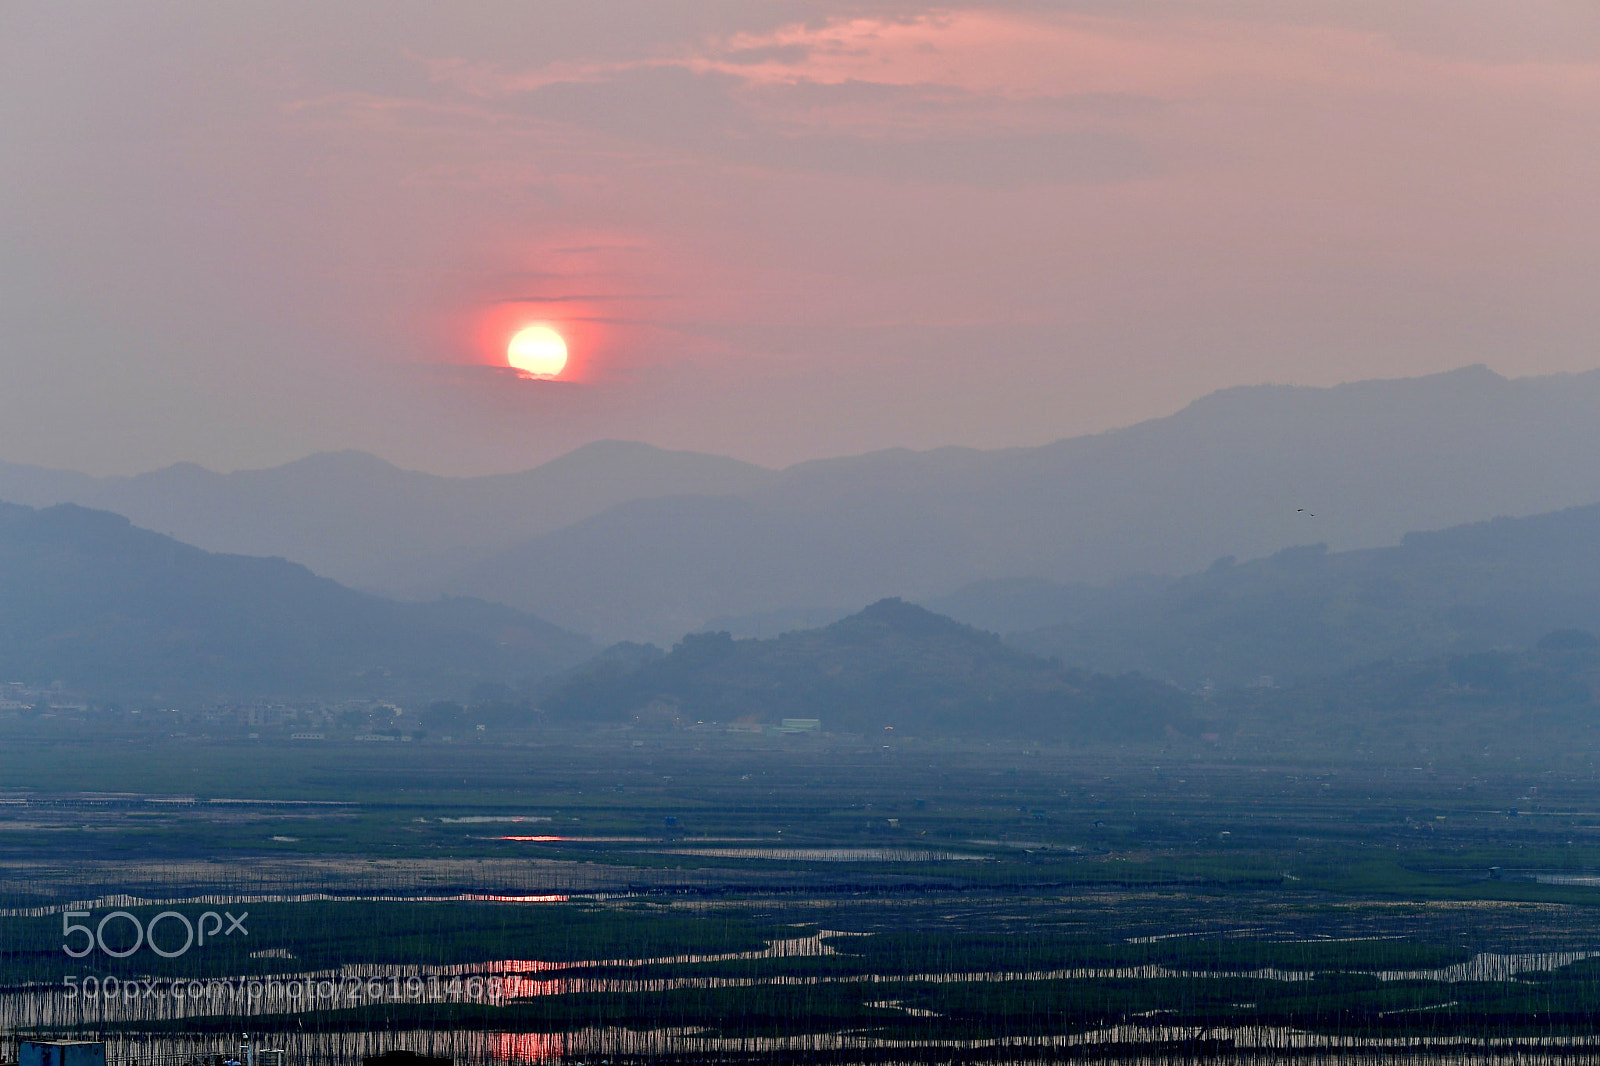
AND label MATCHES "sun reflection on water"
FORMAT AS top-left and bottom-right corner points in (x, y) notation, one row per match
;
(492, 1032), (565, 1062)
